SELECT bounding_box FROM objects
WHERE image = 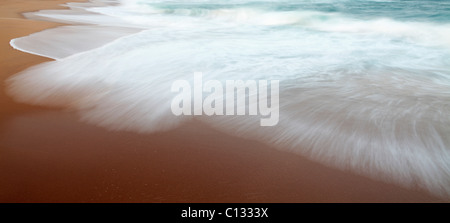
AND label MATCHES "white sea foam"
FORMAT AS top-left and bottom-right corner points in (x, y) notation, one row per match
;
(11, 26), (141, 60)
(7, 0), (450, 199)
